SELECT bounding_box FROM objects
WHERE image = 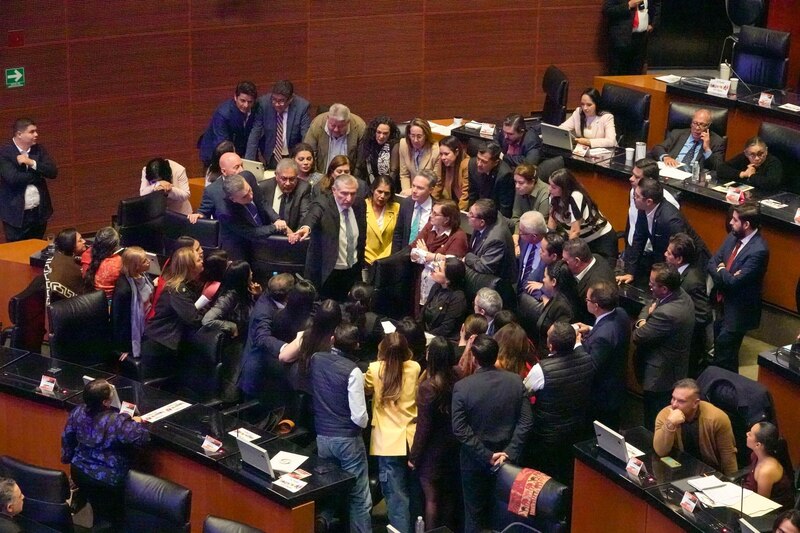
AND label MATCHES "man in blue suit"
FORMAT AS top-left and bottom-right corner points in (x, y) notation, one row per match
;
(707, 203), (769, 373)
(197, 81), (258, 167)
(576, 280), (630, 429)
(245, 80), (311, 168)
